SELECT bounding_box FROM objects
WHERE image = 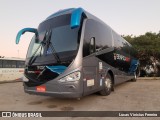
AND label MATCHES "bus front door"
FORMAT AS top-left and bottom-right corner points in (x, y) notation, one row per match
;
(82, 56), (98, 96)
